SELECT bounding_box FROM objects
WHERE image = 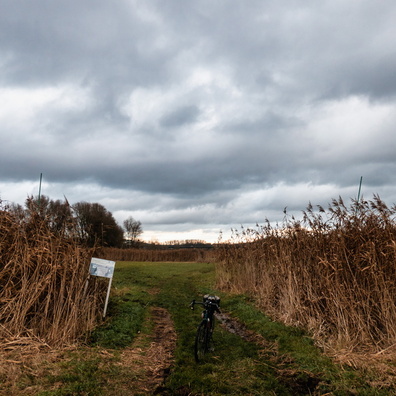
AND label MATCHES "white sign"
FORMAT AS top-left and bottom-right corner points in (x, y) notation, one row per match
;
(89, 257), (115, 279)
(89, 257), (116, 317)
